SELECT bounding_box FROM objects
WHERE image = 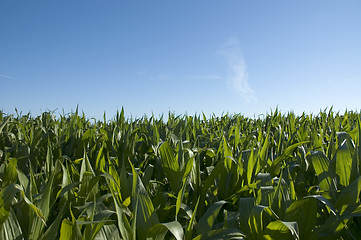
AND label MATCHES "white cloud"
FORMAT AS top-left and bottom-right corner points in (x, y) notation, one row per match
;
(218, 37), (257, 103)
